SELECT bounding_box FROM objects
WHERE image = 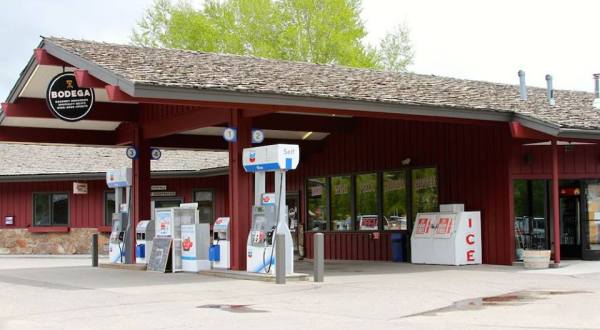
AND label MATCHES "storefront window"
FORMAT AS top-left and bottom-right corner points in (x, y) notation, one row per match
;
(356, 173), (379, 230)
(194, 190), (214, 225)
(33, 193), (68, 226)
(331, 176), (352, 231)
(513, 180), (548, 260)
(307, 178), (328, 231)
(585, 182), (600, 251)
(411, 168), (438, 214)
(105, 191), (115, 226)
(383, 171), (408, 230)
